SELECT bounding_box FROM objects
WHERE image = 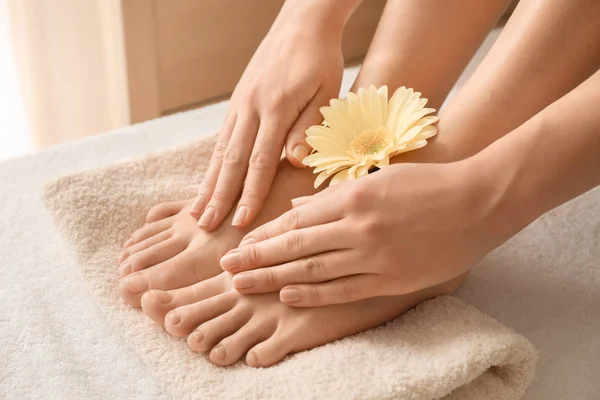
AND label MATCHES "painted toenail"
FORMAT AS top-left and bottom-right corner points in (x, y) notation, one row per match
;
(212, 345), (226, 361)
(280, 288), (302, 303)
(151, 290), (172, 304)
(167, 311), (181, 326)
(247, 351), (259, 366)
(231, 206), (248, 227)
(192, 330), (204, 342)
(233, 272), (255, 289)
(125, 273), (149, 294)
(220, 251), (241, 271)
(198, 206), (217, 228)
(119, 261), (131, 277)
